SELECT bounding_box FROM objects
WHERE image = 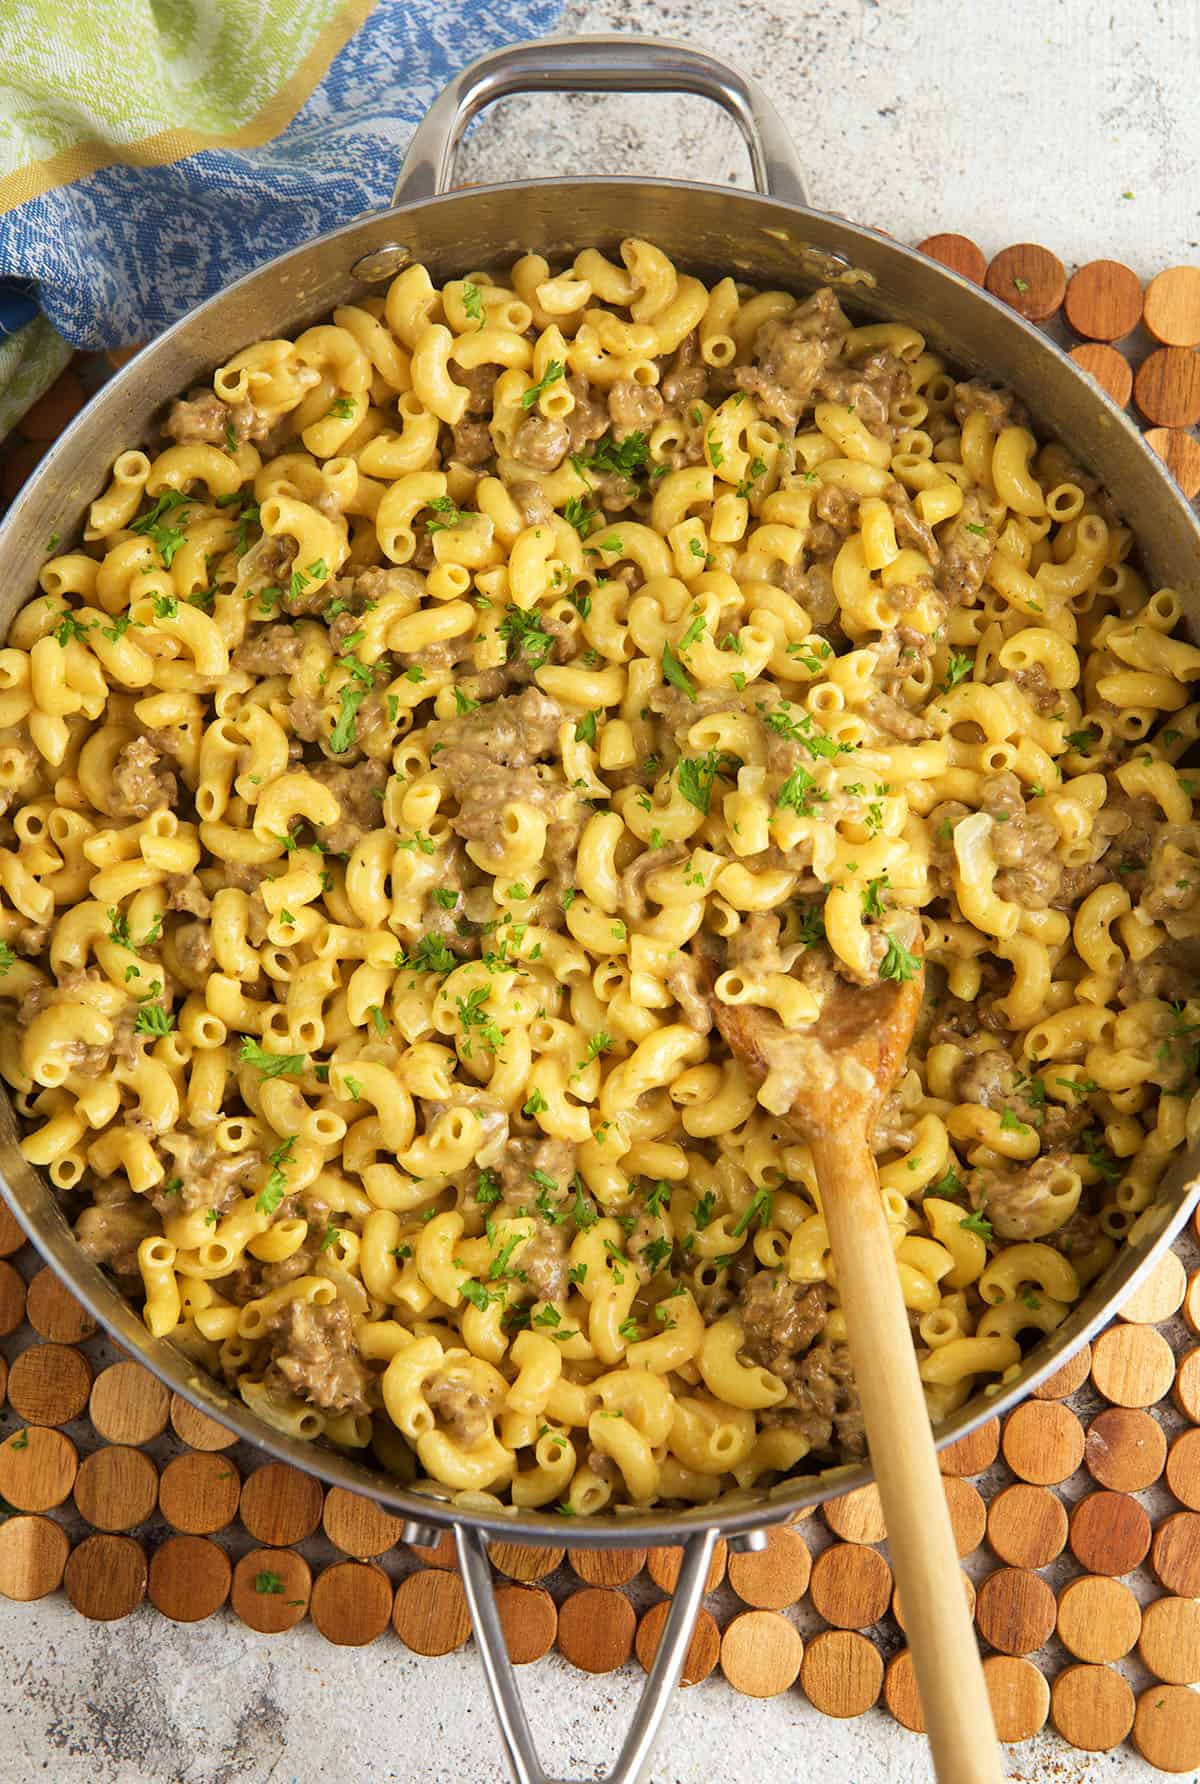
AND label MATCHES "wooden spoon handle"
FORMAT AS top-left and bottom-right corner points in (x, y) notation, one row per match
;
(813, 1128), (1005, 1784)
